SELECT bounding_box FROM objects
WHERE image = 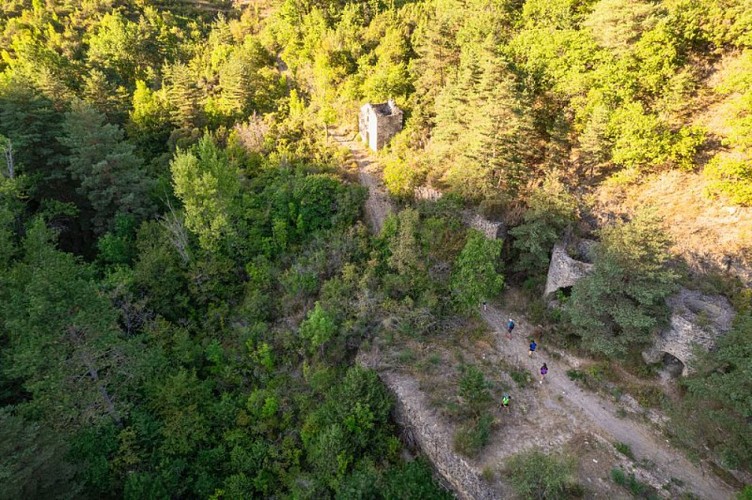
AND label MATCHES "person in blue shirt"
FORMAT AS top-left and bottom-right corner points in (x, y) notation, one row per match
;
(528, 340), (537, 357)
(506, 318), (515, 340)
